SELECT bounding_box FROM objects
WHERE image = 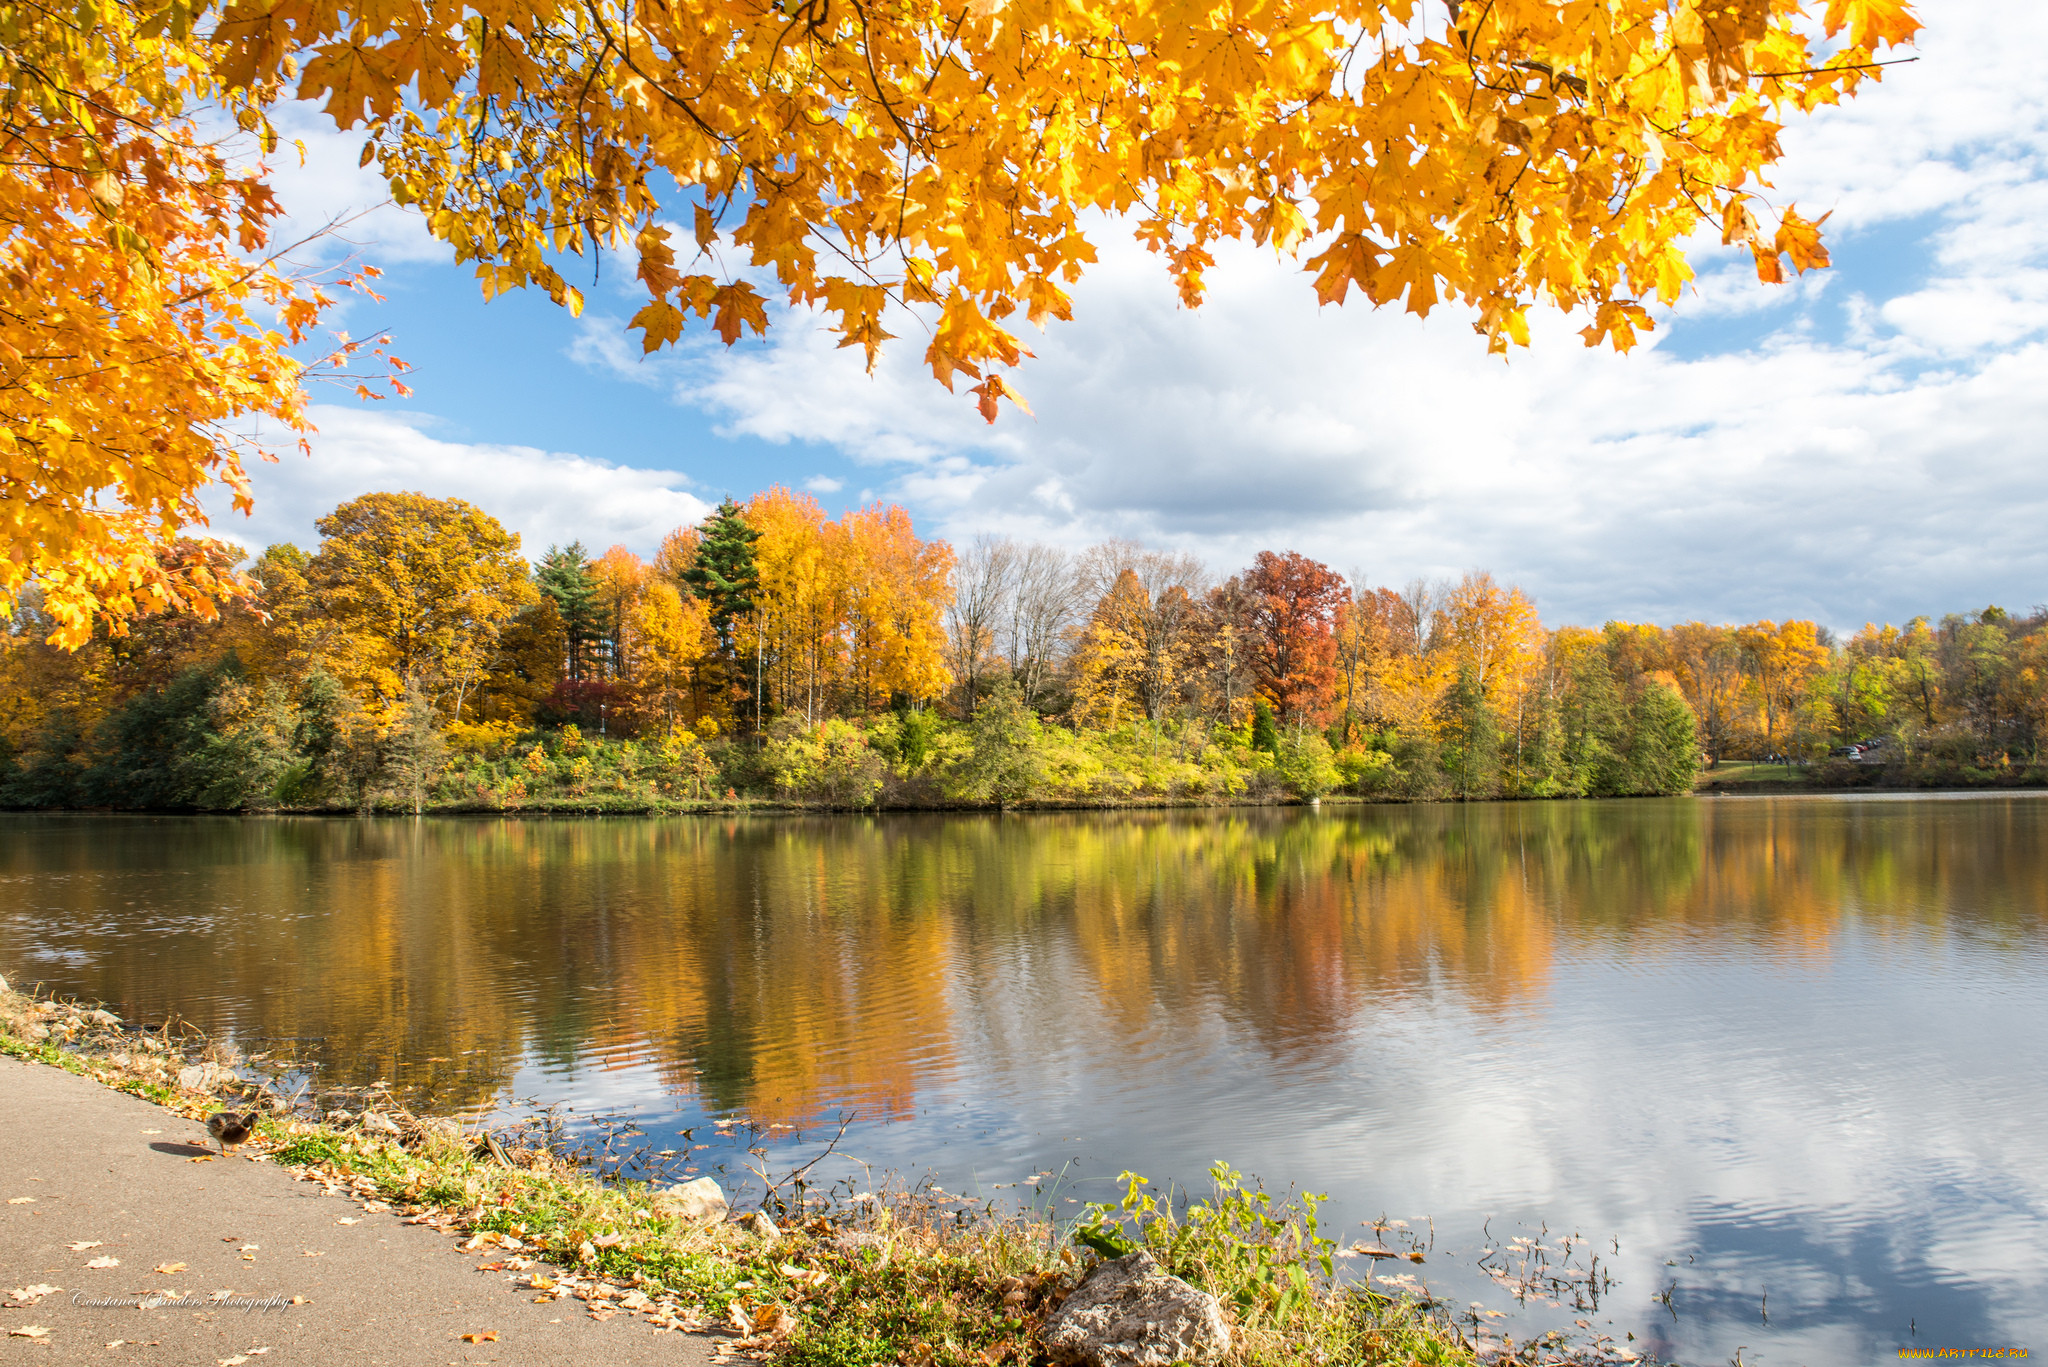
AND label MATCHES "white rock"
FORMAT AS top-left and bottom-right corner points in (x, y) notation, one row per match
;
(360, 1112), (403, 1137)
(1042, 1250), (1231, 1367)
(735, 1211), (781, 1243)
(655, 1177), (728, 1224)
